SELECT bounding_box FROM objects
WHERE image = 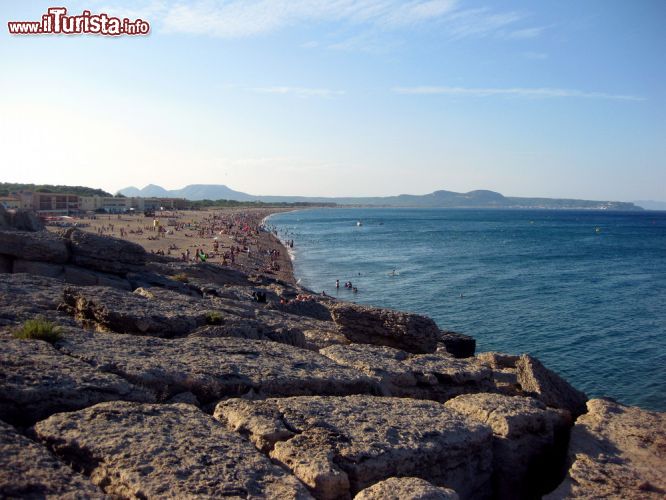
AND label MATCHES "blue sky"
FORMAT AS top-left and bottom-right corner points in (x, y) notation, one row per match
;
(1, 0), (664, 200)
